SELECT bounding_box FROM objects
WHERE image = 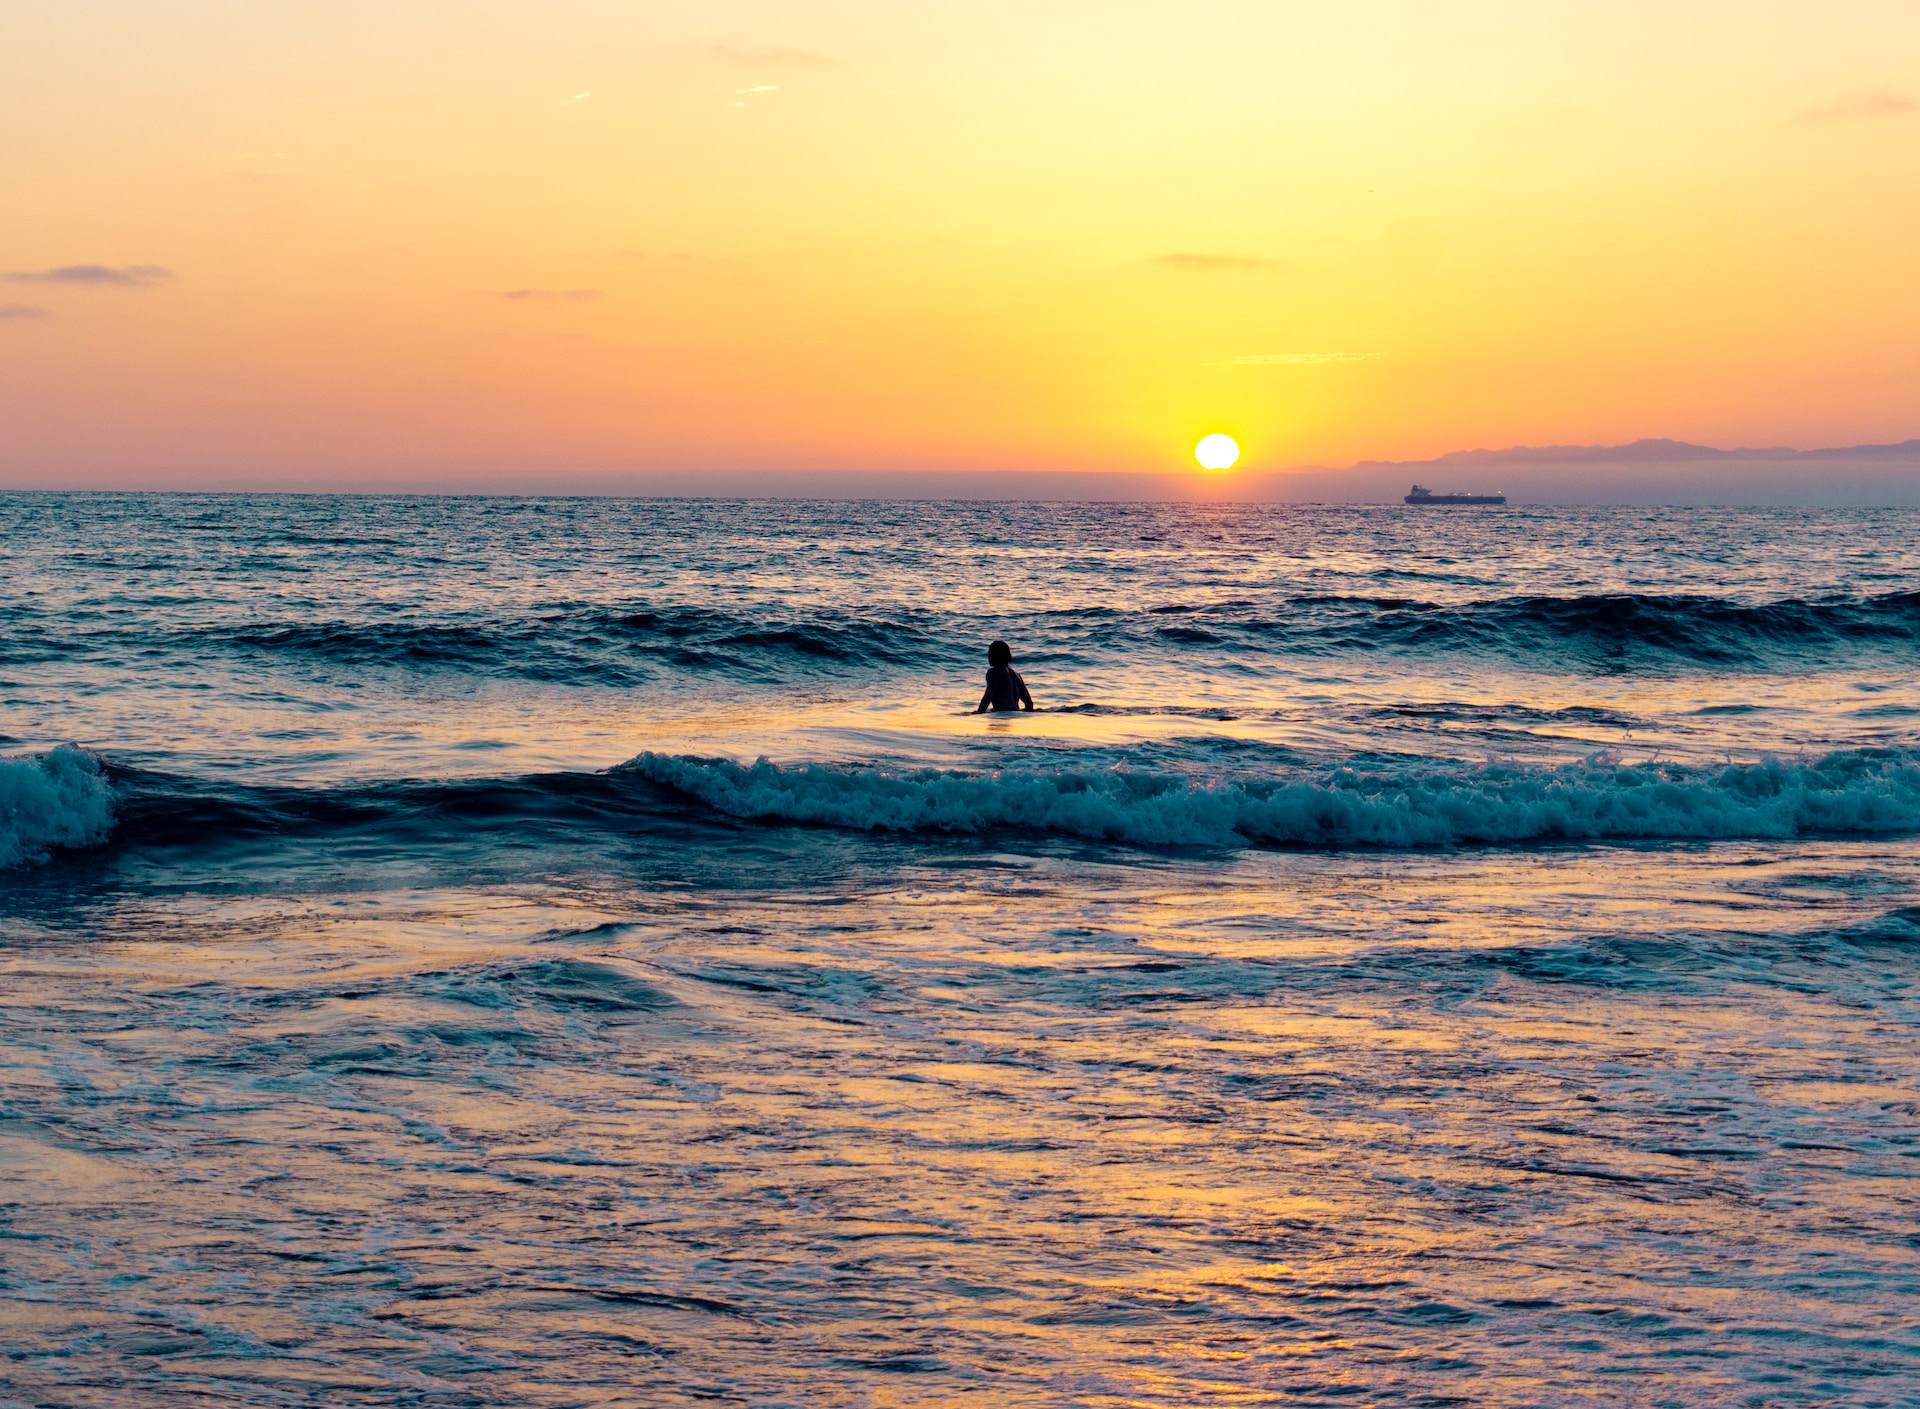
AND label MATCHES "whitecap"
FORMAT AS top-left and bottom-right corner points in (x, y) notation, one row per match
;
(623, 747), (1920, 849)
(0, 746), (117, 868)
